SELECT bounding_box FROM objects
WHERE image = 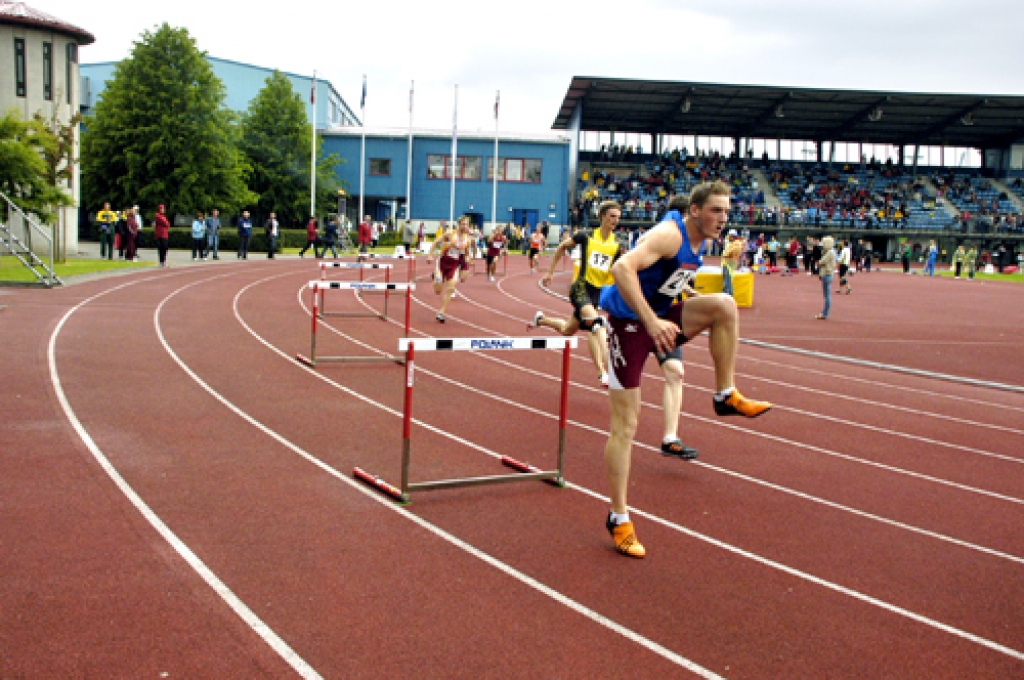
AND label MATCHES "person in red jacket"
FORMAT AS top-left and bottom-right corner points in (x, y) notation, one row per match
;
(357, 214), (372, 253)
(299, 216), (319, 258)
(153, 204), (171, 267)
